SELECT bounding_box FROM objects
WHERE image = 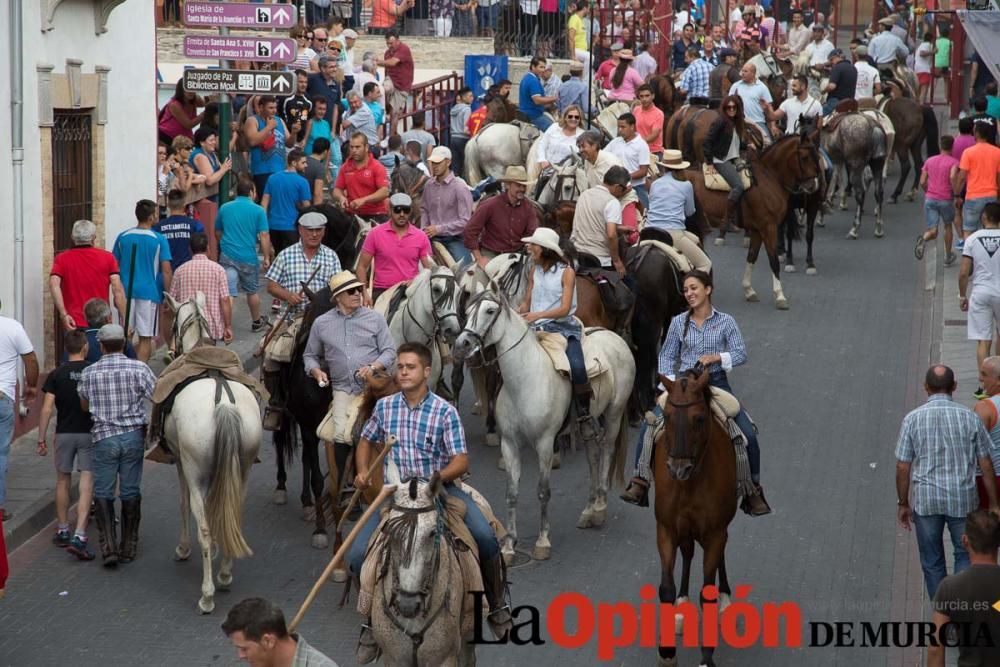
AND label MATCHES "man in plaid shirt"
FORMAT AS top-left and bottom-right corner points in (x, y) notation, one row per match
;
(678, 46), (713, 100)
(165, 232), (233, 347)
(78, 324), (157, 567)
(265, 212), (341, 319)
(896, 364), (1000, 598)
(347, 342), (511, 663)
